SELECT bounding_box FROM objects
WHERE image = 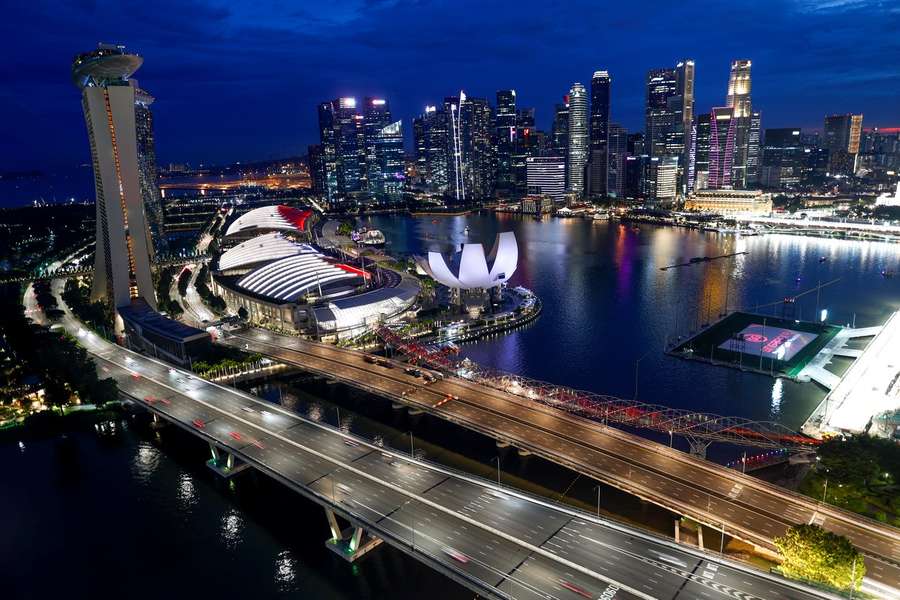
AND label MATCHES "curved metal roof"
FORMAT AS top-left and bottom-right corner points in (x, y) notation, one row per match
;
(236, 254), (363, 302)
(217, 233), (316, 271)
(225, 205), (312, 237)
(424, 231), (518, 290)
